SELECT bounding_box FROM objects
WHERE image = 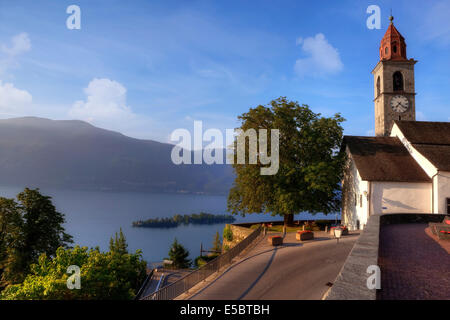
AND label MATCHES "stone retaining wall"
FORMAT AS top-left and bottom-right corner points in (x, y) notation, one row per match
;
(380, 213), (447, 225)
(222, 224), (253, 251)
(325, 214), (380, 300)
(234, 219), (339, 228)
